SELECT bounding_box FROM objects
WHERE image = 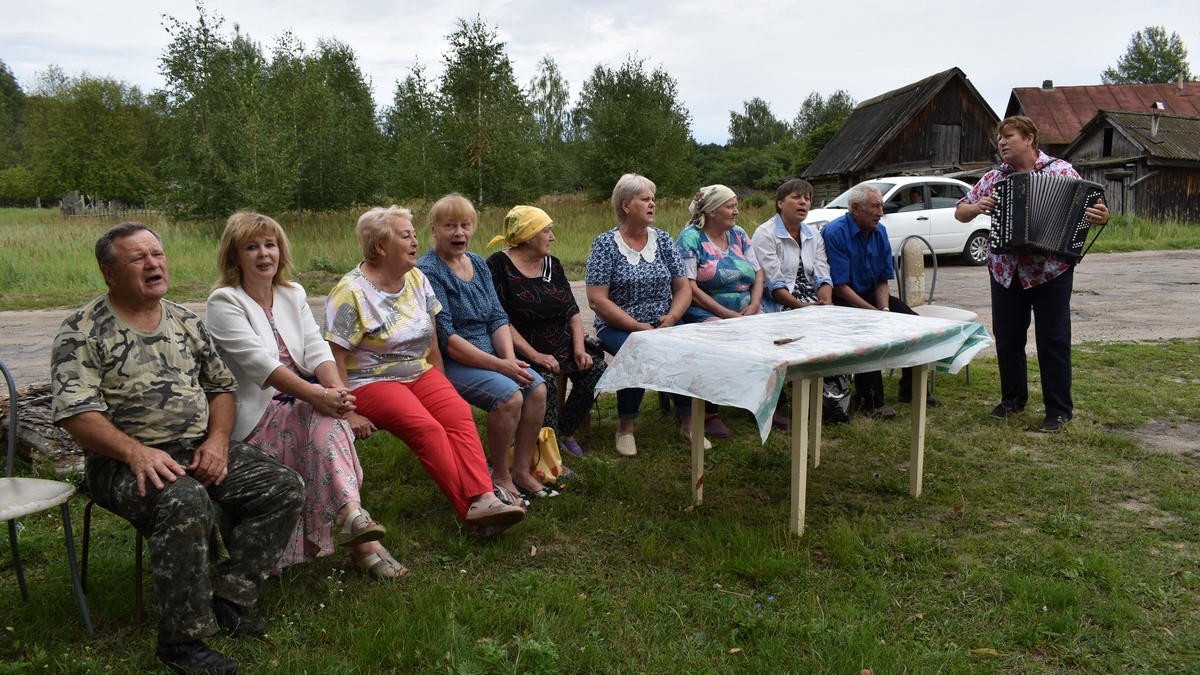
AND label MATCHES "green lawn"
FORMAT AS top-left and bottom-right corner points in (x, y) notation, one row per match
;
(2, 340), (1198, 673)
